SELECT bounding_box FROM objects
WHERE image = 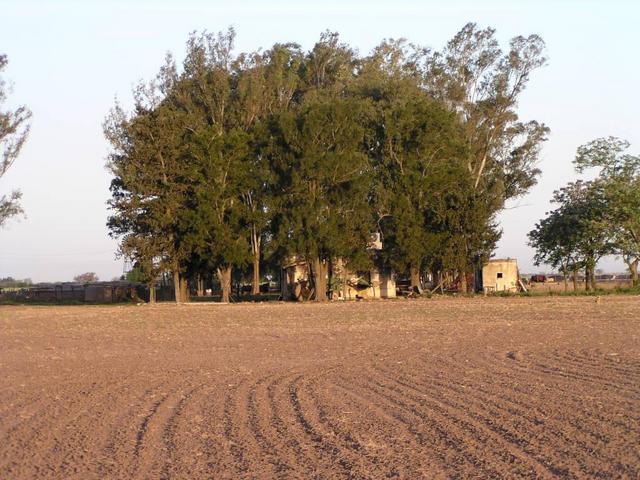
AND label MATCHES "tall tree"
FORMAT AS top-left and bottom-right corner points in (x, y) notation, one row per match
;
(358, 50), (469, 287)
(234, 44), (303, 294)
(0, 54), (31, 227)
(173, 29), (255, 303)
(105, 55), (193, 302)
(424, 24), (549, 289)
(267, 96), (374, 300)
